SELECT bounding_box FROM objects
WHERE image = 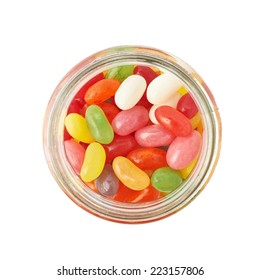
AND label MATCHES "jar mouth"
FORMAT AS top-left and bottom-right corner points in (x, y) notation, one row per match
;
(43, 45), (222, 224)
